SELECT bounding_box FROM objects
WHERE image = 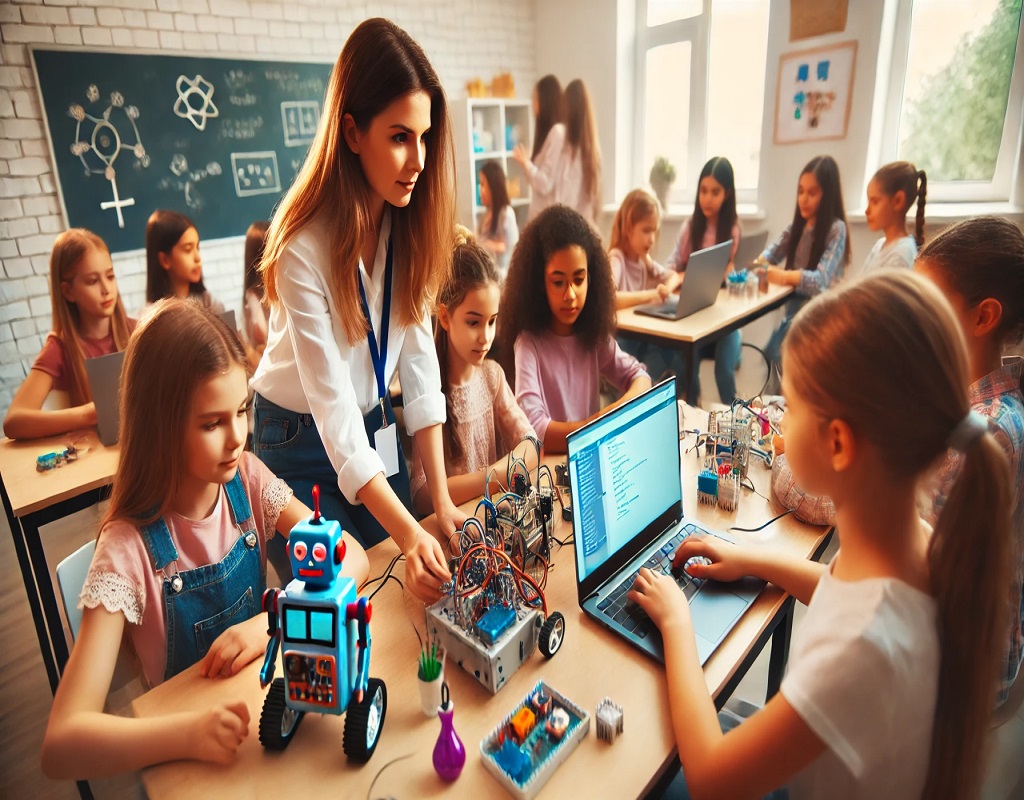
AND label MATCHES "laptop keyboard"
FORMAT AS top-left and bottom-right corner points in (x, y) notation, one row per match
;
(595, 523), (706, 639)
